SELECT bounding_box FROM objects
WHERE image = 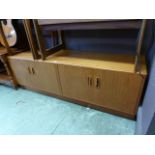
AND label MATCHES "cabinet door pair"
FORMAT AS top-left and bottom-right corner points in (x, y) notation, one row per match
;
(58, 65), (144, 116)
(9, 59), (61, 95)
